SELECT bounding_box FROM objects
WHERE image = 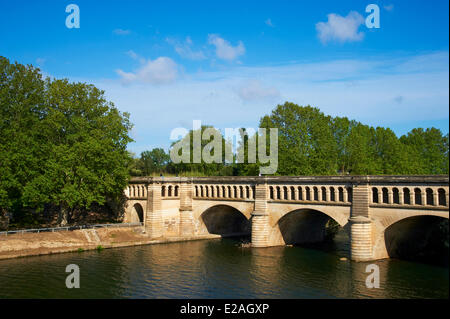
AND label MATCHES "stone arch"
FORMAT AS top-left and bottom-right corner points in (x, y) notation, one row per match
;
(269, 207), (349, 246)
(198, 204), (251, 237)
(383, 215), (449, 265)
(128, 203), (144, 223)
